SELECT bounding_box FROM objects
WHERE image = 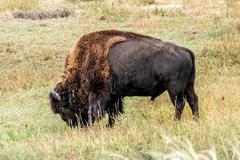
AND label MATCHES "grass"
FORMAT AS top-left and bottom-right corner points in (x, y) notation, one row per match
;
(0, 0), (240, 159)
(0, 0), (39, 11)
